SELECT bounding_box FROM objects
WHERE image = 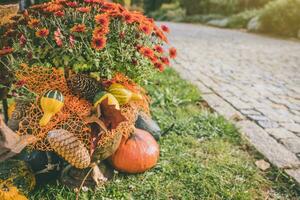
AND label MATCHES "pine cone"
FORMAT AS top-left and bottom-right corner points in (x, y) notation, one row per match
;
(67, 74), (100, 102)
(47, 129), (91, 169)
(8, 99), (31, 131)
